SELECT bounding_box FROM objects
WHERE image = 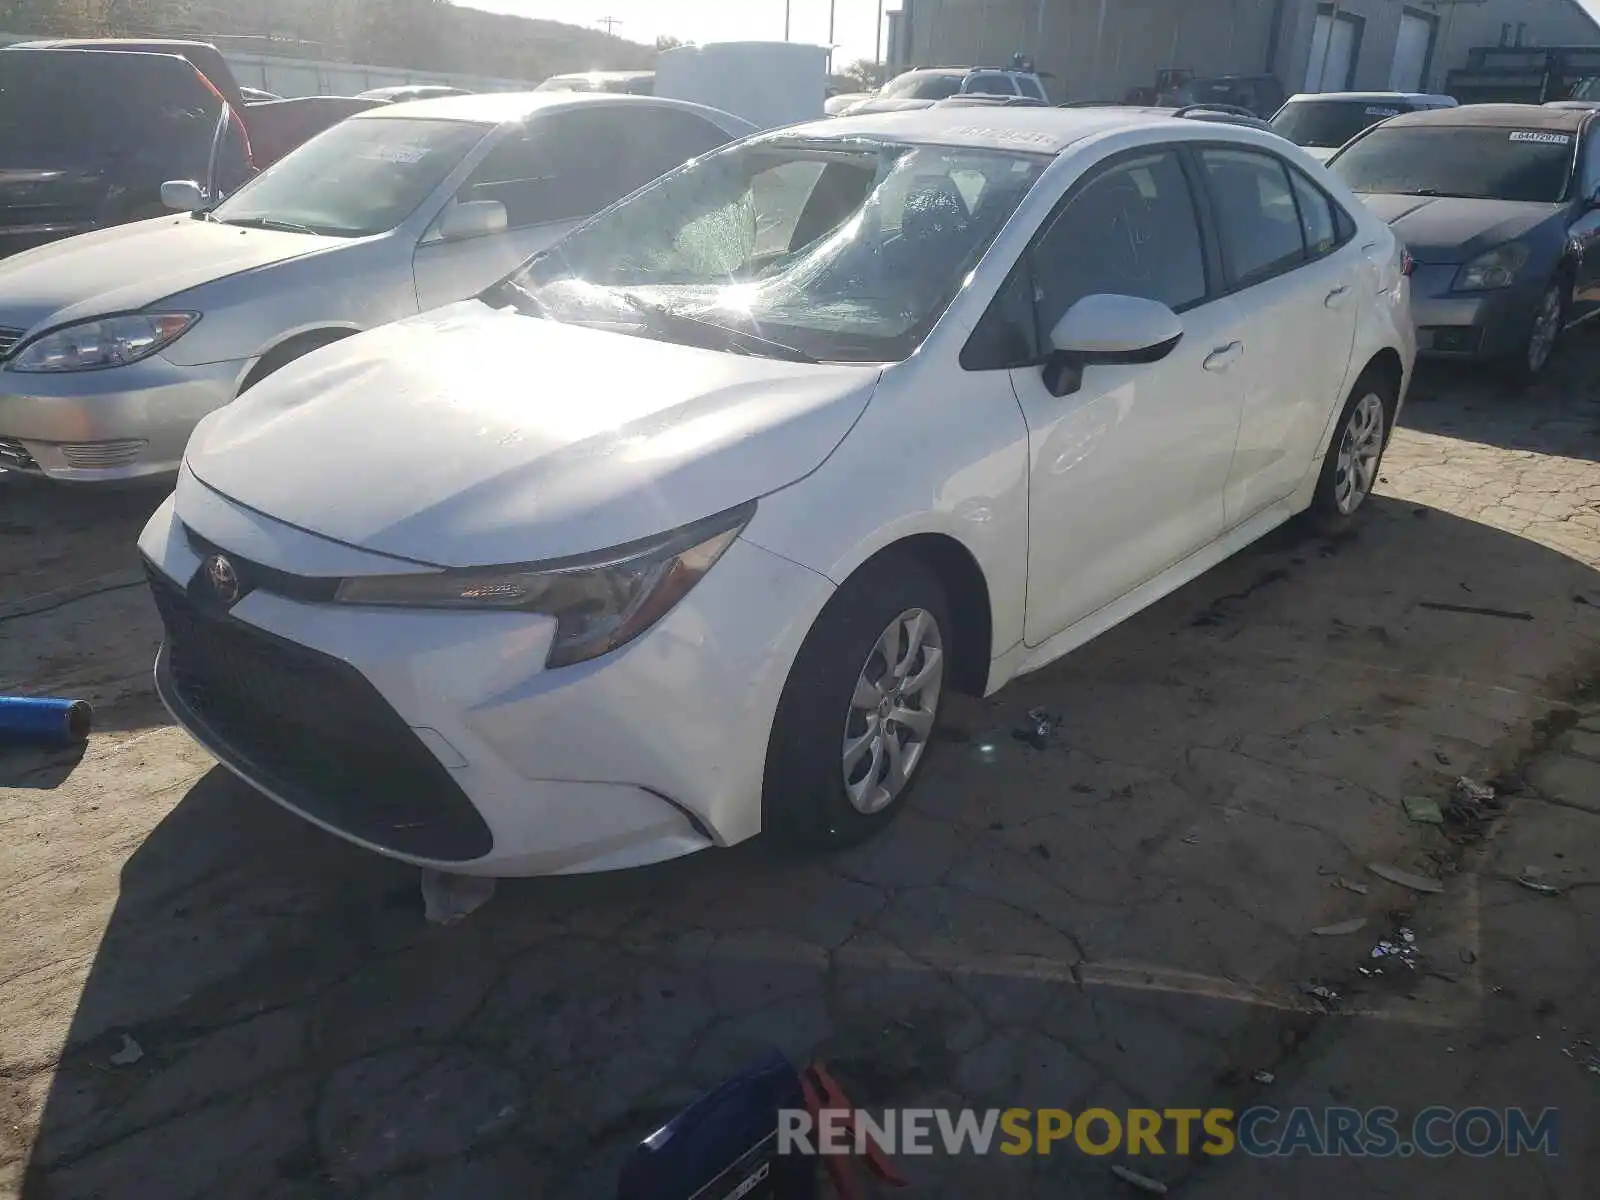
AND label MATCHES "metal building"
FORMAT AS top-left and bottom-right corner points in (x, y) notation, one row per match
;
(894, 0), (1600, 102)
